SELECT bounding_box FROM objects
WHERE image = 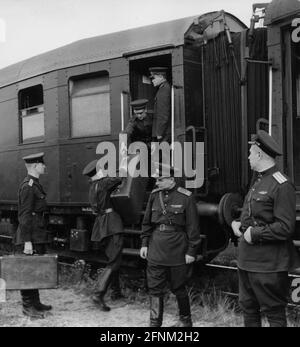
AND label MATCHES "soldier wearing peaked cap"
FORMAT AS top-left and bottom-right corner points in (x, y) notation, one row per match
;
(140, 162), (201, 327)
(122, 99), (152, 146)
(149, 67), (171, 144)
(231, 130), (300, 327)
(15, 152), (52, 319)
(83, 159), (125, 312)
